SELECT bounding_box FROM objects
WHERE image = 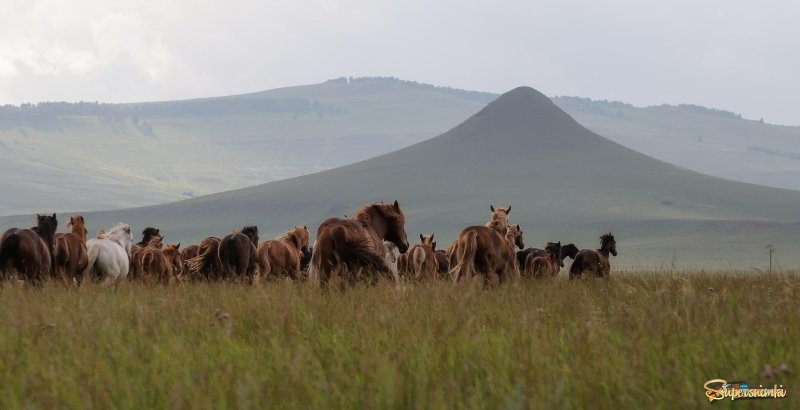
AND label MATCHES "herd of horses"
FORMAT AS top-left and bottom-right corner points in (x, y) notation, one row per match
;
(0, 201), (617, 287)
